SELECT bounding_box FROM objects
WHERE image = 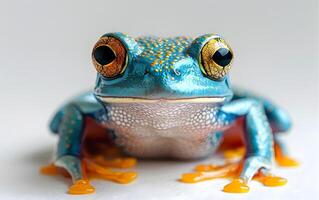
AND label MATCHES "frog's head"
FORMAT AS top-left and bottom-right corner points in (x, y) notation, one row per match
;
(92, 32), (234, 104)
